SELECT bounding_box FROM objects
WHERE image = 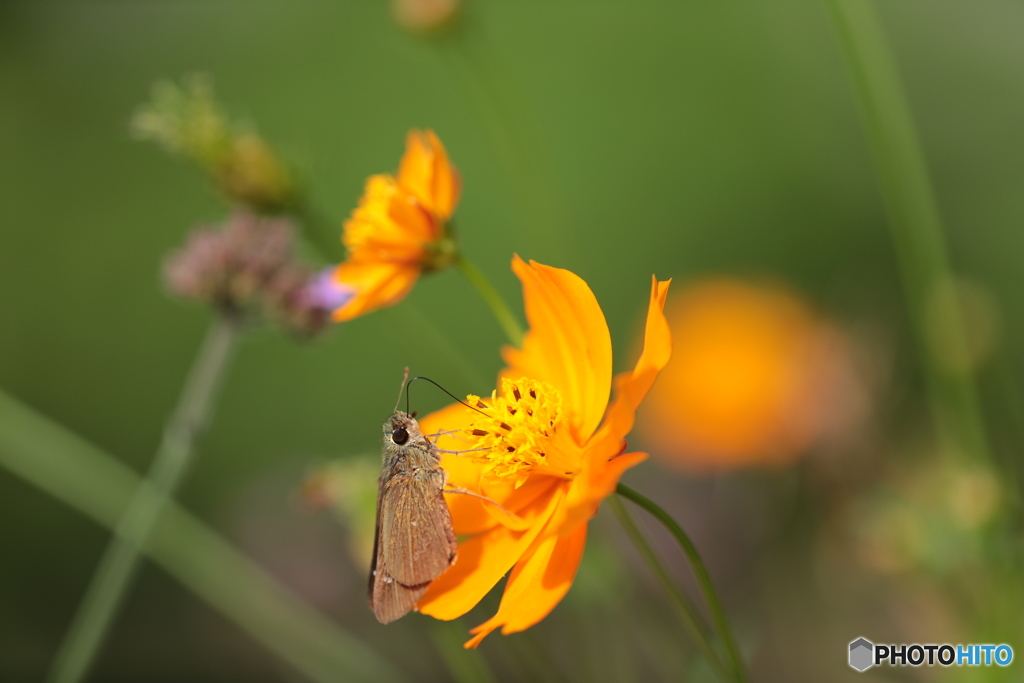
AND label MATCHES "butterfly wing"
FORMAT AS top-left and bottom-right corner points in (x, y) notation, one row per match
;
(369, 558), (429, 625)
(380, 469), (456, 586)
(369, 469), (456, 623)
